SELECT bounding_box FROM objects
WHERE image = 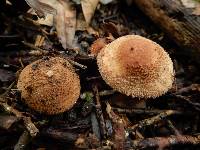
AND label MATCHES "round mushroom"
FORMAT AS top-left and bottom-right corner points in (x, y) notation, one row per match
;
(97, 35), (174, 98)
(17, 57), (80, 115)
(89, 38), (108, 57)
